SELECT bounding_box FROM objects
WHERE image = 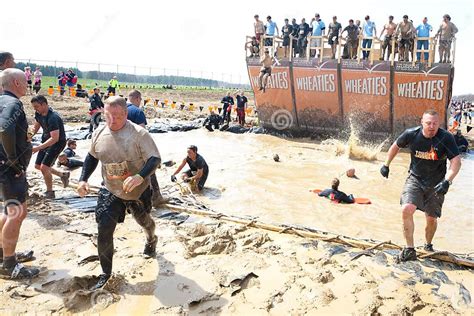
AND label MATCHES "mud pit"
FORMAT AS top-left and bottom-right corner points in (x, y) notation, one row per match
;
(1, 124), (473, 314)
